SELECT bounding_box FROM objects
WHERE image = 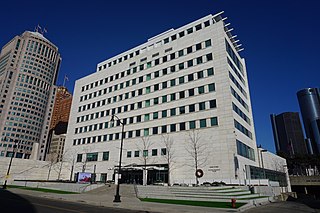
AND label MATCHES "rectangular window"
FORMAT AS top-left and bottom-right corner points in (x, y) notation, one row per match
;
(179, 91), (185, 99)
(162, 125), (167, 133)
(136, 129), (141, 137)
(162, 110), (167, 118)
(137, 115), (142, 122)
(187, 59), (193, 67)
(178, 50), (184, 57)
(171, 35), (177, 41)
(189, 104), (195, 112)
(208, 83), (215, 92)
(189, 120), (196, 129)
(179, 106), (185, 114)
(143, 150), (148, 157)
(77, 154), (82, 162)
(162, 81), (167, 89)
(144, 114), (150, 121)
(211, 117), (218, 126)
(146, 74), (151, 81)
(179, 63), (184, 70)
(196, 43), (202, 50)
(197, 71), (204, 79)
(153, 127), (158, 135)
(163, 56), (167, 62)
(170, 79), (176, 86)
(196, 56), (203, 64)
(188, 88), (194, 96)
(198, 86), (205, 94)
(154, 84), (159, 91)
(206, 53), (213, 61)
(163, 68), (168, 75)
(187, 28), (193, 34)
(134, 151), (139, 157)
(207, 68), (214, 76)
(152, 149), (158, 156)
(170, 93), (176, 101)
(170, 65), (176, 72)
(170, 124), (176, 132)
(103, 151), (109, 161)
(145, 100), (150, 107)
(162, 95), (167, 103)
(154, 97), (159, 105)
(205, 39), (212, 47)
(144, 128), (149, 136)
(180, 122), (186, 131)
(210, 100), (217, 108)
(170, 53), (175, 60)
(179, 77), (185, 84)
(170, 108), (176, 116)
(87, 152), (98, 162)
(200, 119), (207, 128)
(187, 46), (192, 54)
(188, 74), (194, 81)
(155, 71), (160, 77)
(153, 112), (158, 119)
(127, 151), (132, 158)
(199, 102), (206, 110)
(195, 24), (202, 31)
(179, 31), (185, 37)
